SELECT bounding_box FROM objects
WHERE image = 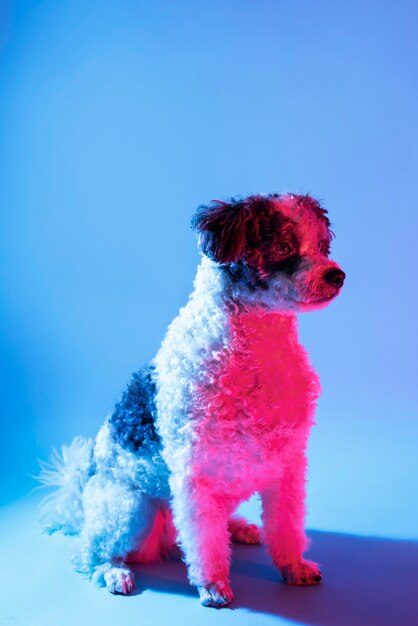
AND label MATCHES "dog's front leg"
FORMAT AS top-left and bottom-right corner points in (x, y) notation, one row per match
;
(261, 451), (322, 585)
(170, 475), (233, 607)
